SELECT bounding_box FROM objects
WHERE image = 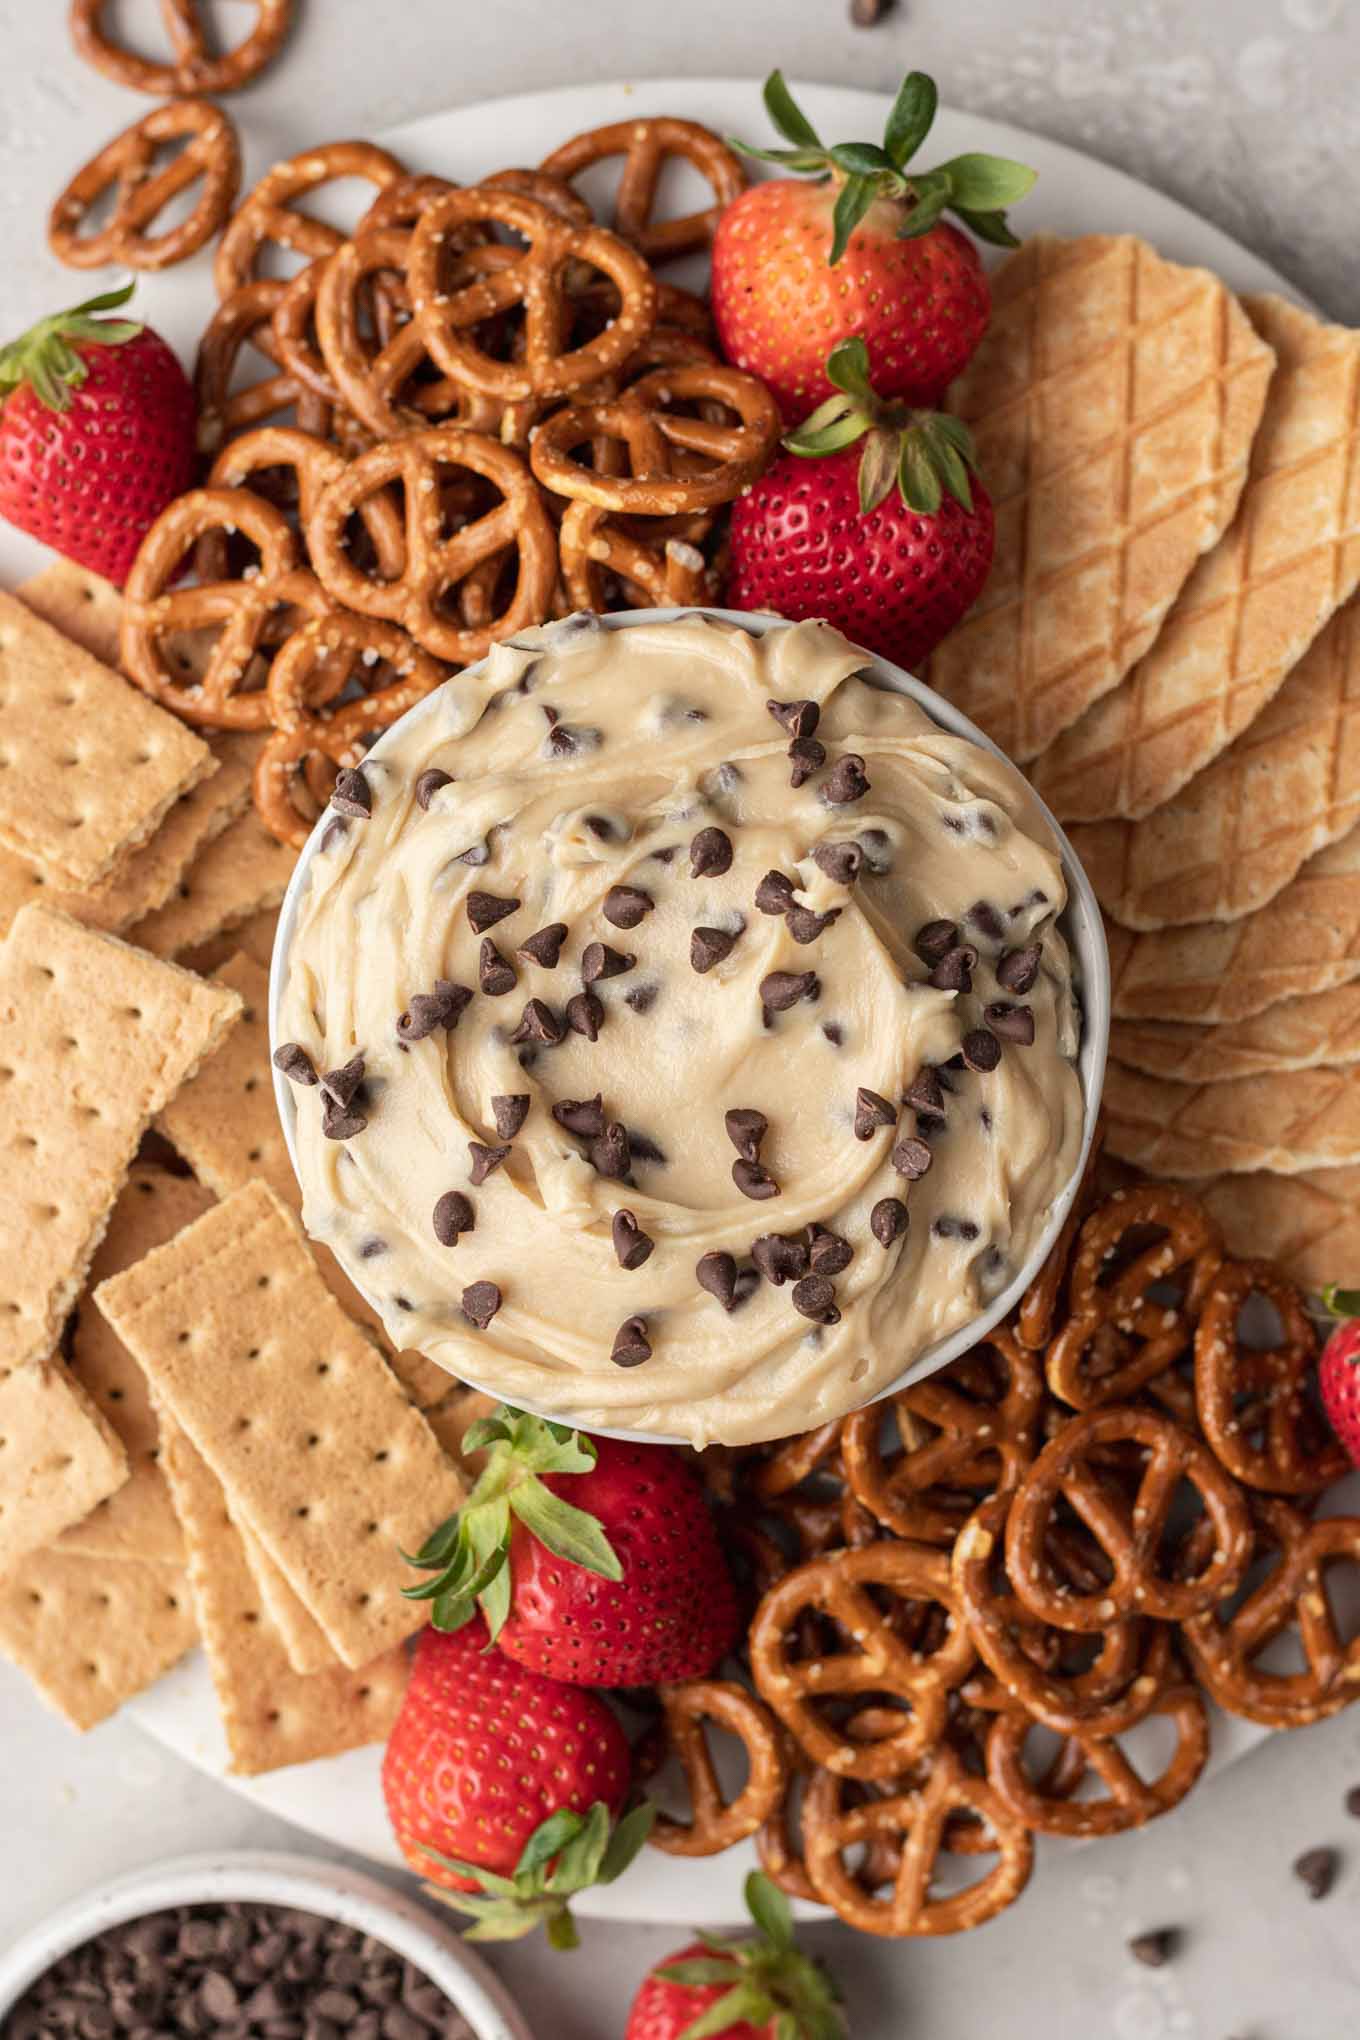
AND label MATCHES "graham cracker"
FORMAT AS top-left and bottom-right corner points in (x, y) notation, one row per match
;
(1106, 820), (1360, 1023)
(57, 1165), (216, 1566)
(934, 234), (1275, 762)
(234, 1513), (338, 1675)
(0, 903), (242, 1380)
(156, 952), (451, 1409)
(183, 905), (279, 977)
(0, 1549), (196, 1731)
(1111, 982), (1360, 1085)
(127, 808), (296, 961)
(159, 1421), (407, 1774)
(1195, 1164), (1360, 1293)
(1034, 295), (1360, 821)
(423, 1385), (501, 1477)
(95, 1181), (464, 1668)
(17, 559), (124, 668)
(0, 1357), (128, 1574)
(1104, 1057), (1360, 1176)
(0, 588), (215, 888)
